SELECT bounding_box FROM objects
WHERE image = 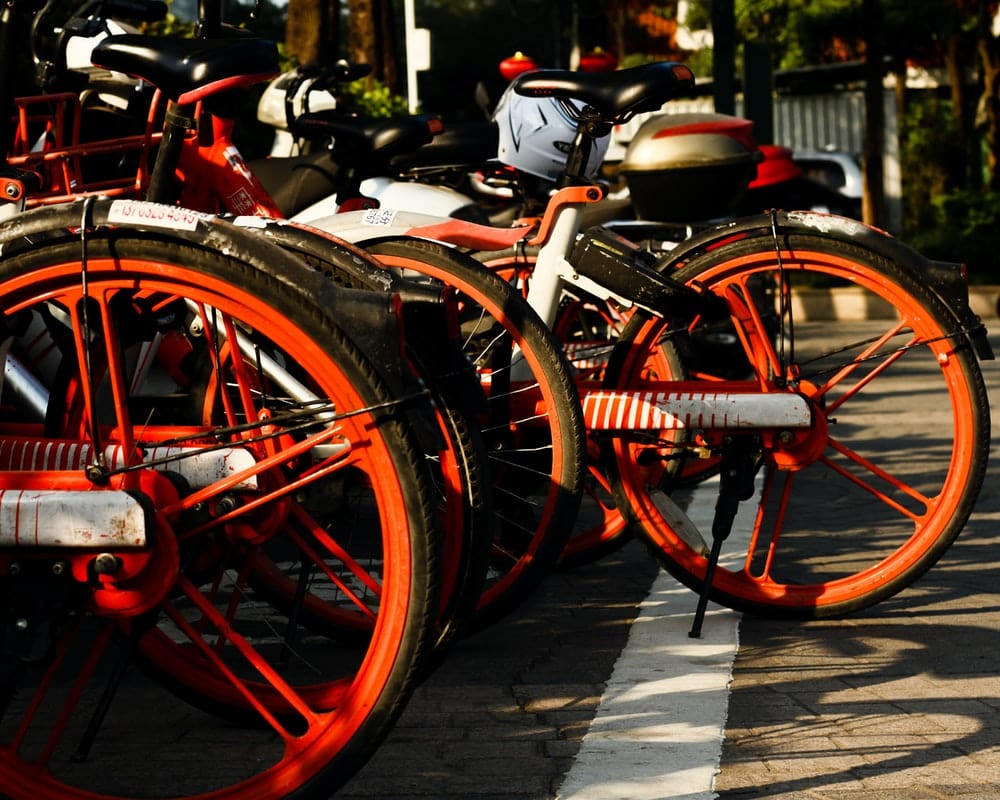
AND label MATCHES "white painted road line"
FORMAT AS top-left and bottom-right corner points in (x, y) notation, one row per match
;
(557, 476), (755, 800)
